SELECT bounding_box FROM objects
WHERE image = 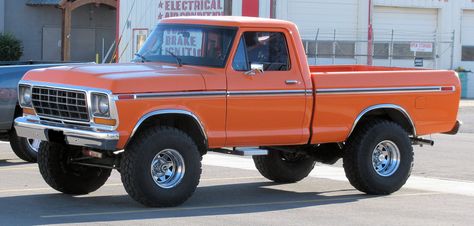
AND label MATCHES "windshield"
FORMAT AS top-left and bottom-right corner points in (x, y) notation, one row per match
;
(134, 24), (237, 67)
